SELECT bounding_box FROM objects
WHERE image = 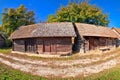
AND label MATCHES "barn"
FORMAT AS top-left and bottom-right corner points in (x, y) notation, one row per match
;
(10, 22), (76, 55)
(112, 28), (120, 47)
(73, 23), (119, 53)
(0, 34), (5, 47)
